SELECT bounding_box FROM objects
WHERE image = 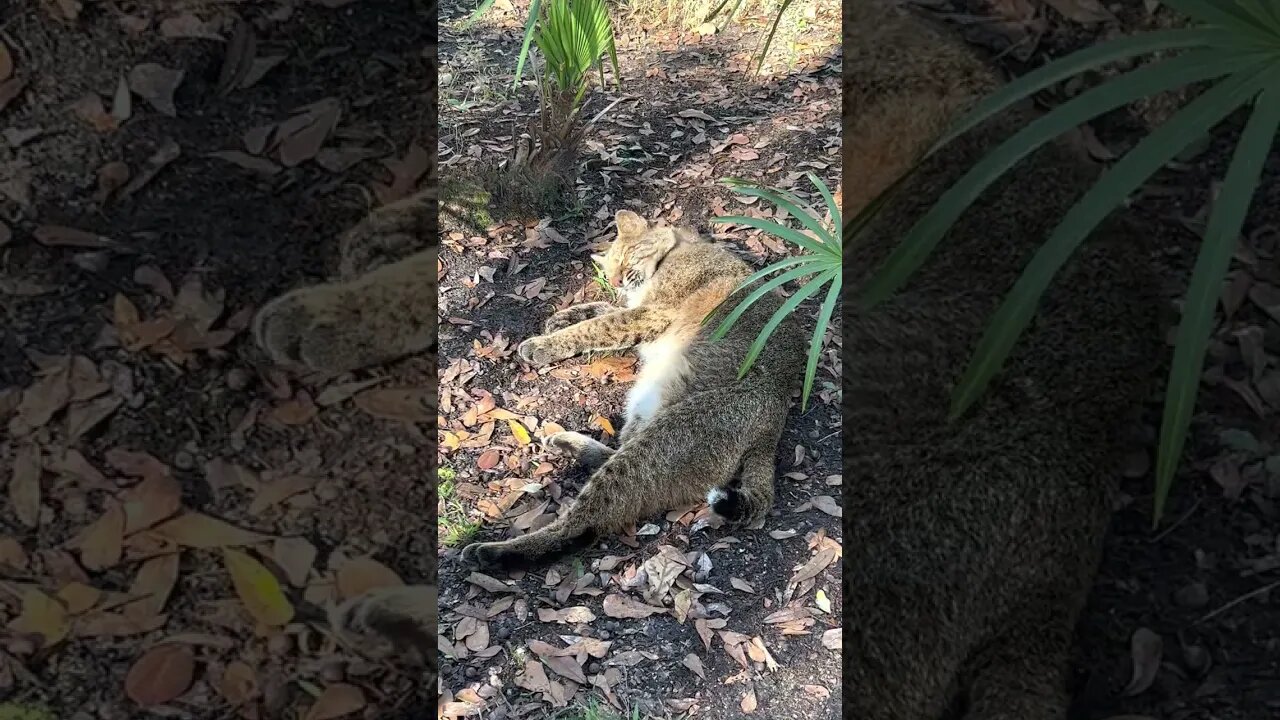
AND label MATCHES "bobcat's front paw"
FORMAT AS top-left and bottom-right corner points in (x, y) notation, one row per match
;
(460, 541), (521, 571)
(543, 302), (613, 334)
(255, 286), (375, 373)
(517, 336), (568, 367)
